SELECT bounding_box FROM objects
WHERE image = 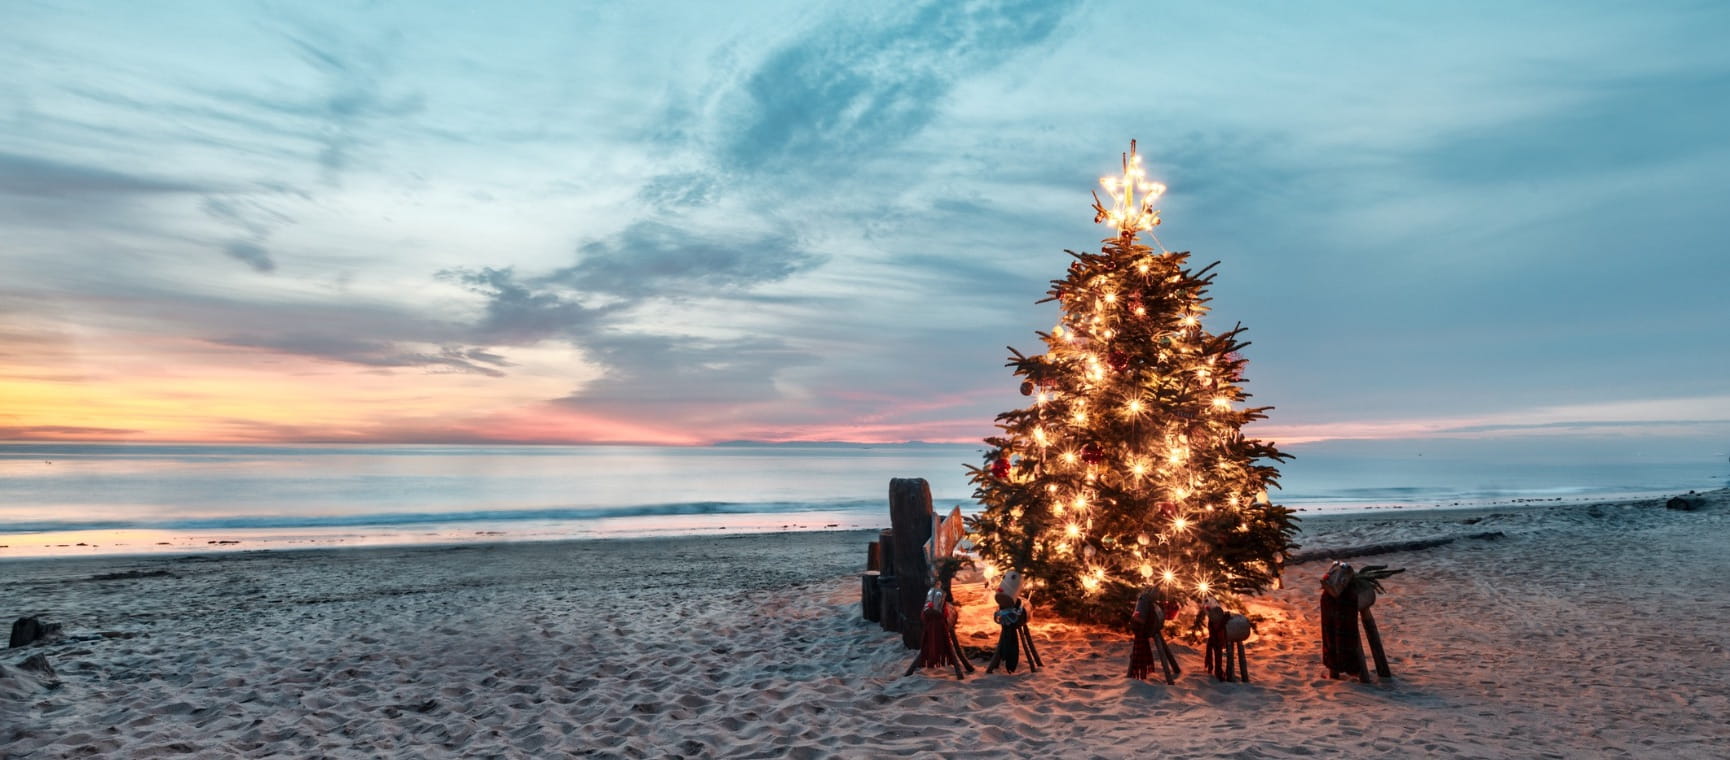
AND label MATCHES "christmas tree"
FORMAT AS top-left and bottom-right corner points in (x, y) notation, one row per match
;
(968, 141), (1297, 624)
